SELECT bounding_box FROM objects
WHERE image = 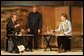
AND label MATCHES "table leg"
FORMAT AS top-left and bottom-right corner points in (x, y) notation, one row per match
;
(45, 36), (52, 51)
